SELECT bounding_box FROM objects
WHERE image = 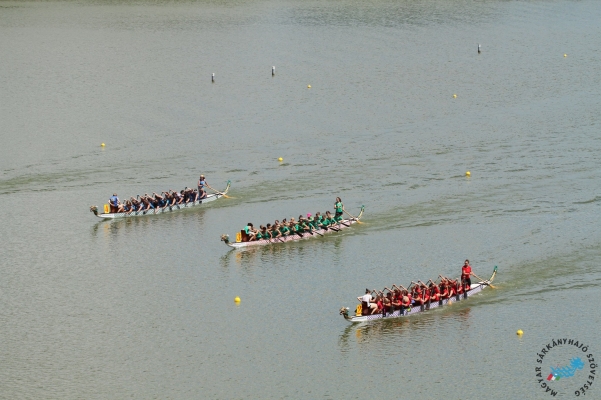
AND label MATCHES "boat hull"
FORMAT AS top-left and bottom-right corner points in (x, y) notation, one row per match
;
(341, 266), (497, 323)
(92, 181), (230, 219)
